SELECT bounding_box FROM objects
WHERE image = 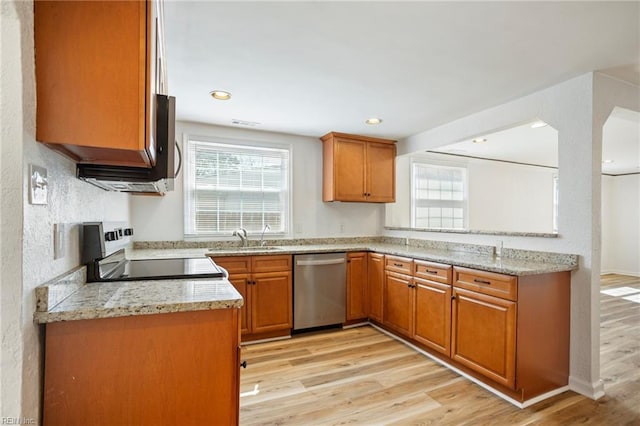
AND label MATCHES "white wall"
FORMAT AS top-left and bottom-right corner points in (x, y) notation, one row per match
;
(130, 121), (385, 241)
(468, 160), (555, 233)
(390, 73), (640, 399)
(386, 153), (556, 233)
(601, 175), (614, 272)
(1, 1), (130, 420)
(601, 174), (640, 276)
